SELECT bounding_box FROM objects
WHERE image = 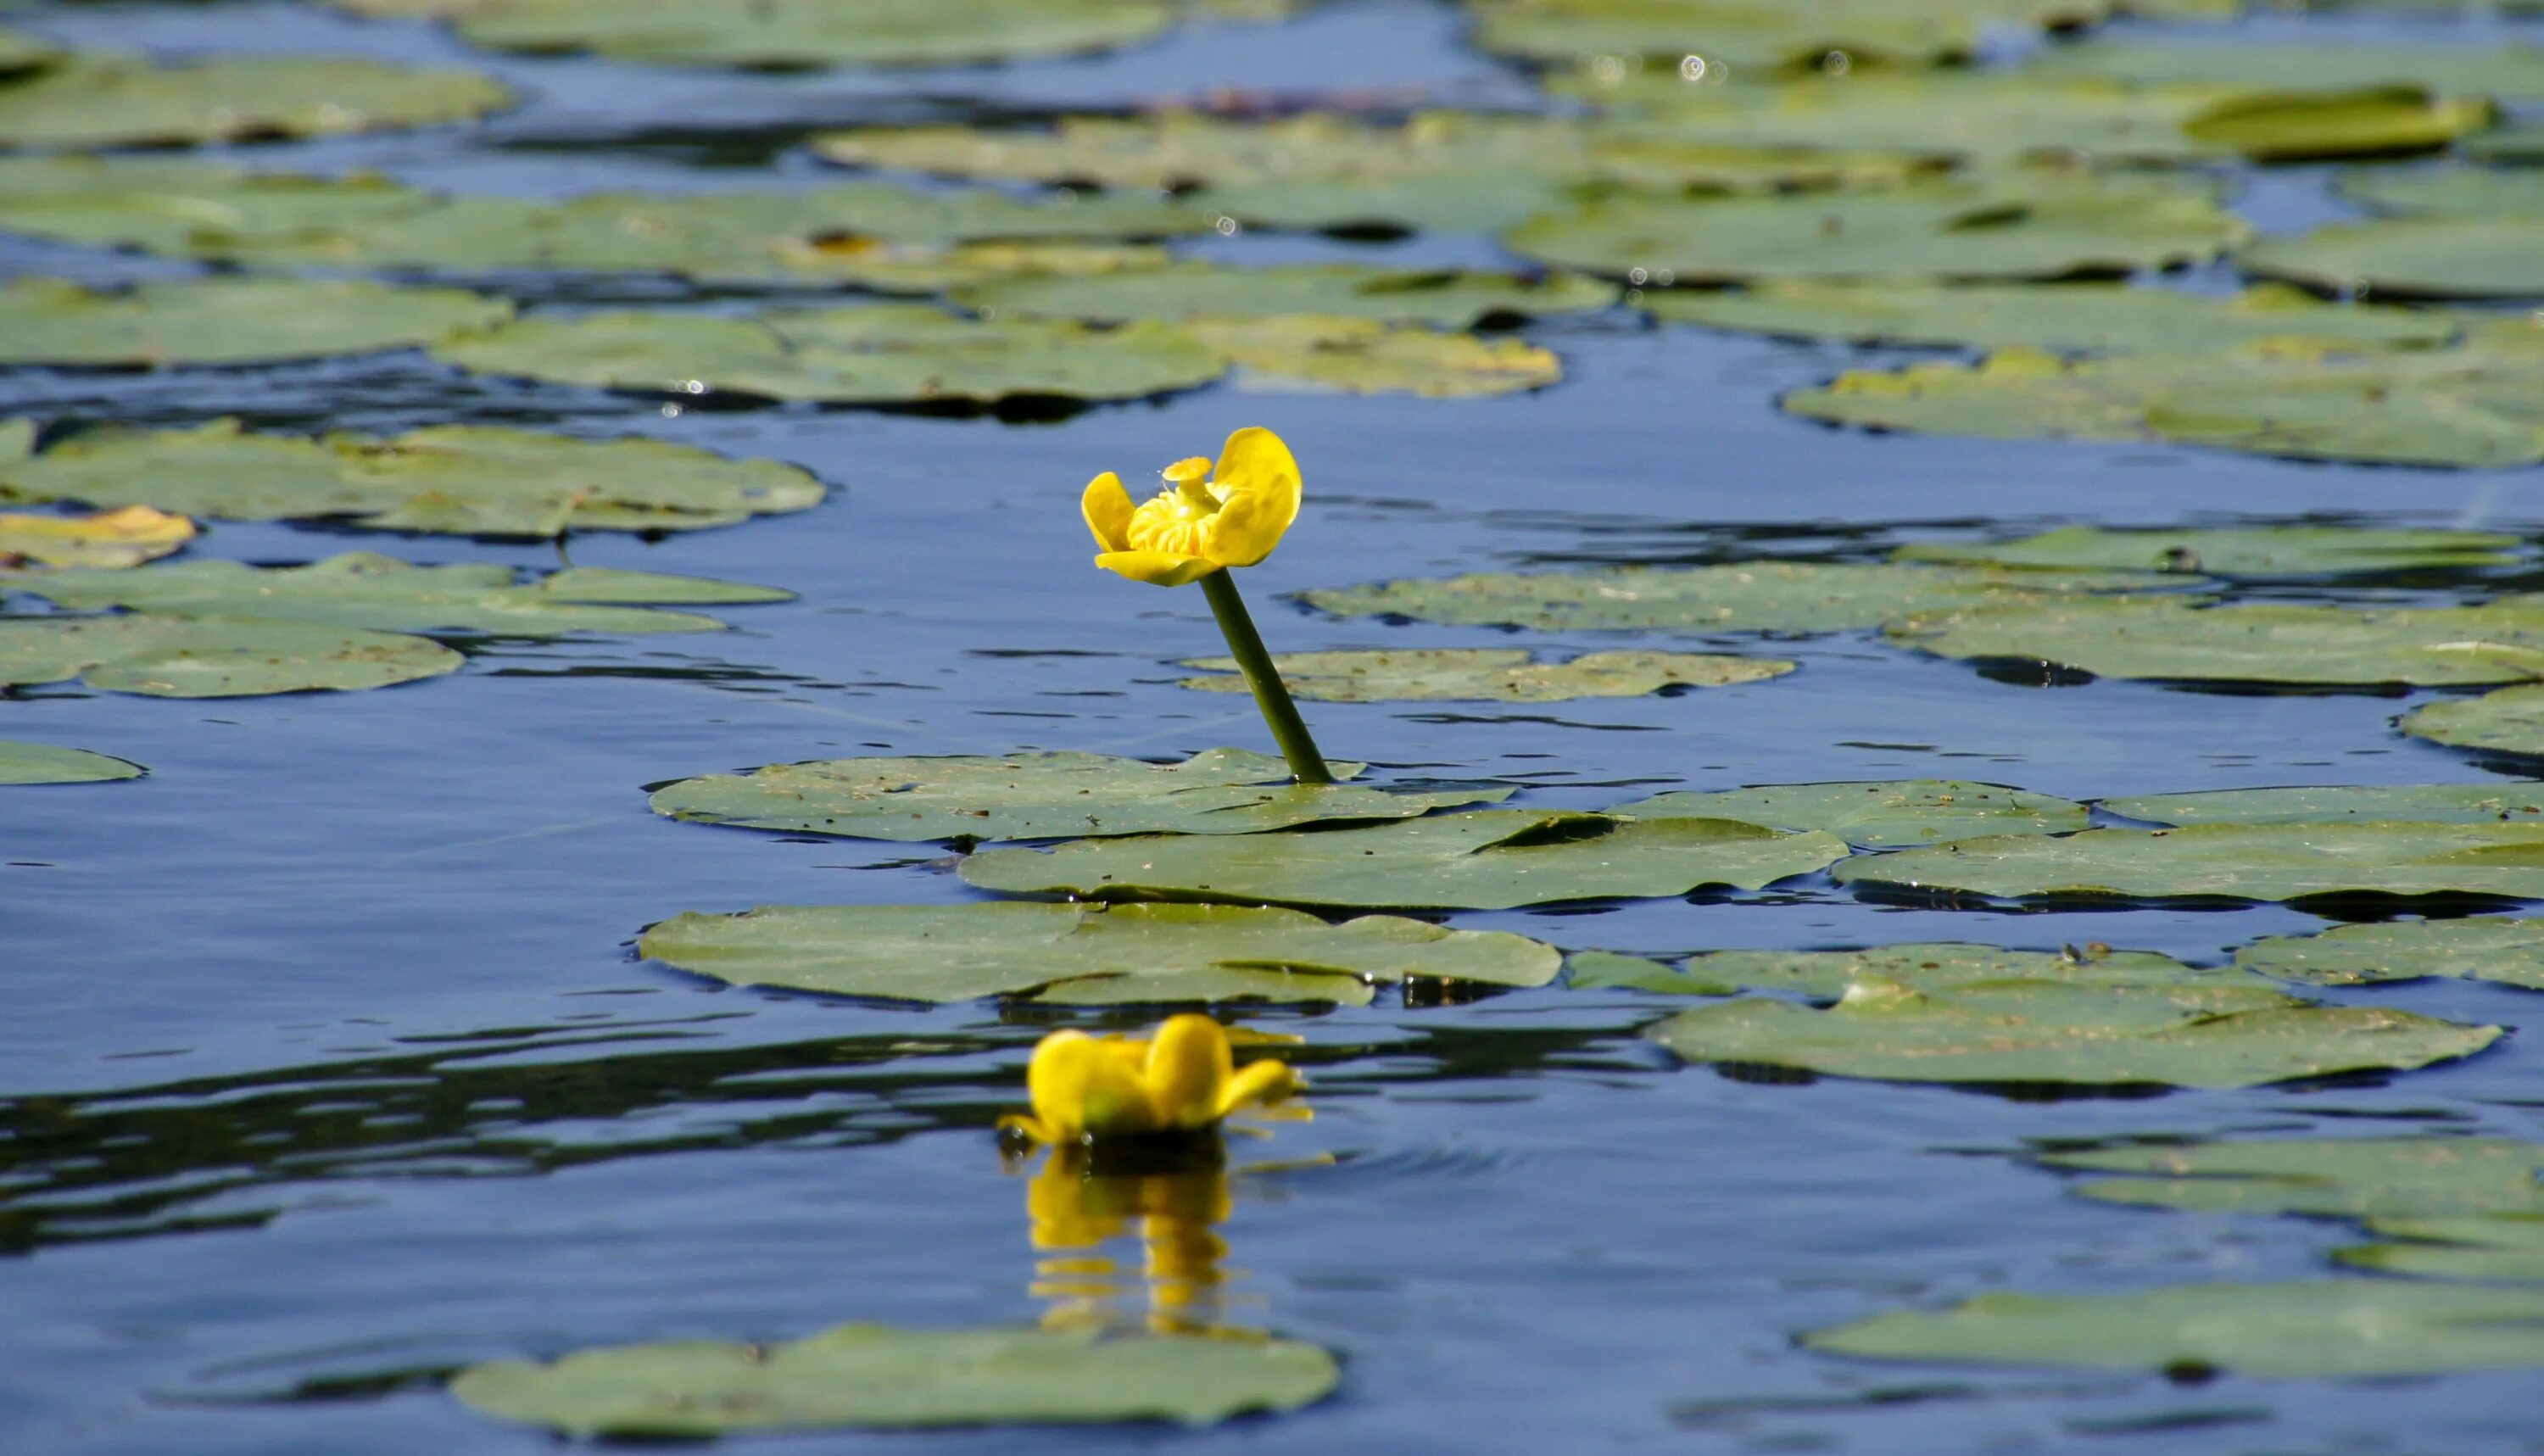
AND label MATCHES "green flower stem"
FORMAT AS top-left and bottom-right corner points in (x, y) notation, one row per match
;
(1197, 567), (1333, 785)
